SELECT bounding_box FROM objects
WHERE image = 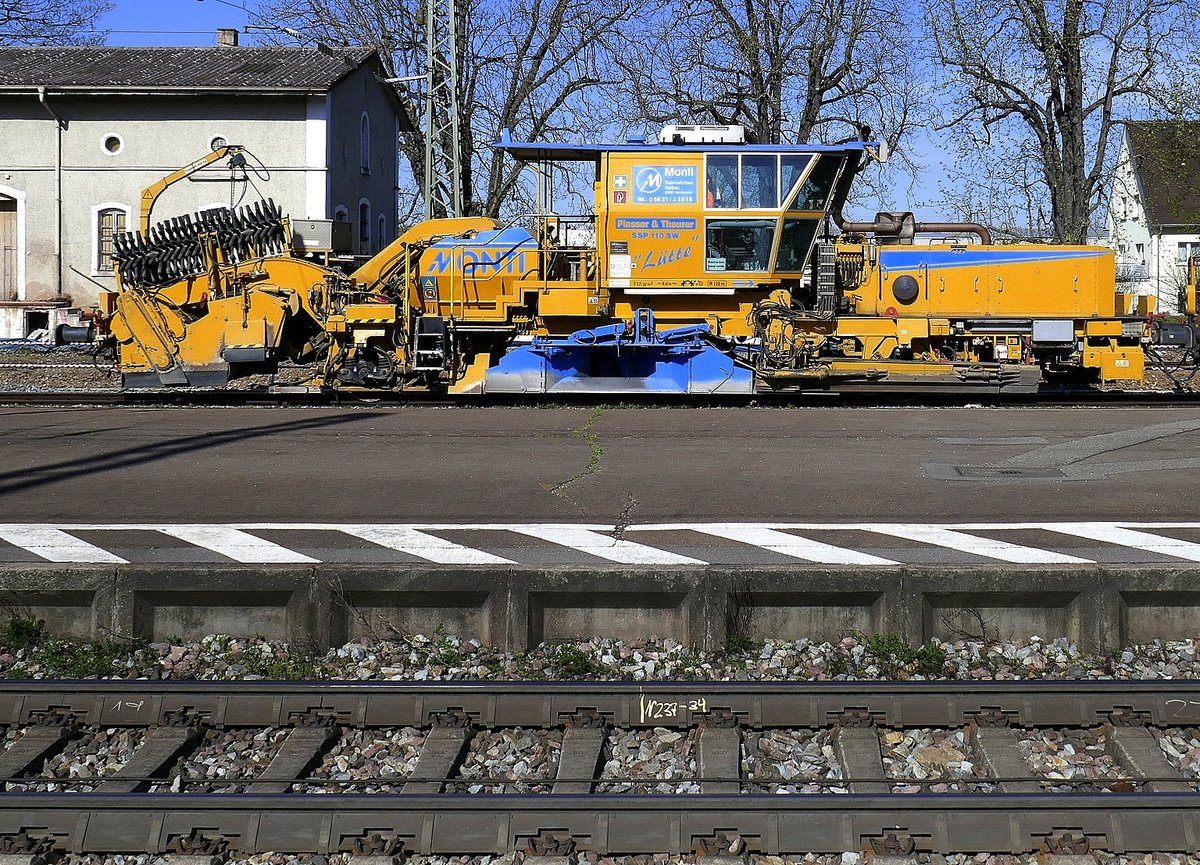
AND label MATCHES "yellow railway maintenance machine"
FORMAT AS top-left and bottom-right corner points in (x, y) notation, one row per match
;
(100, 127), (1199, 395)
